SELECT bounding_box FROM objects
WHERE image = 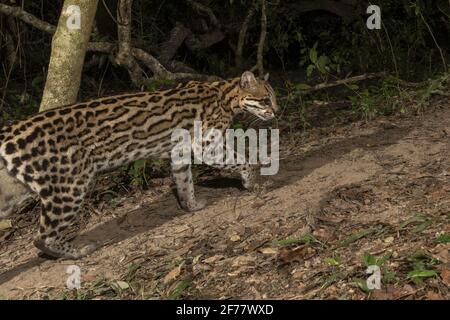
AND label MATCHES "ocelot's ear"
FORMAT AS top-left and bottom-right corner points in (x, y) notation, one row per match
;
(263, 73), (270, 82)
(240, 71), (258, 90)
